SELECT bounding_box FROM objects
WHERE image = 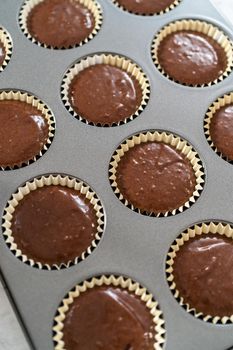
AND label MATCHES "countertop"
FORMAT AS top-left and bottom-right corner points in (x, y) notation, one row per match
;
(0, 0), (232, 349)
